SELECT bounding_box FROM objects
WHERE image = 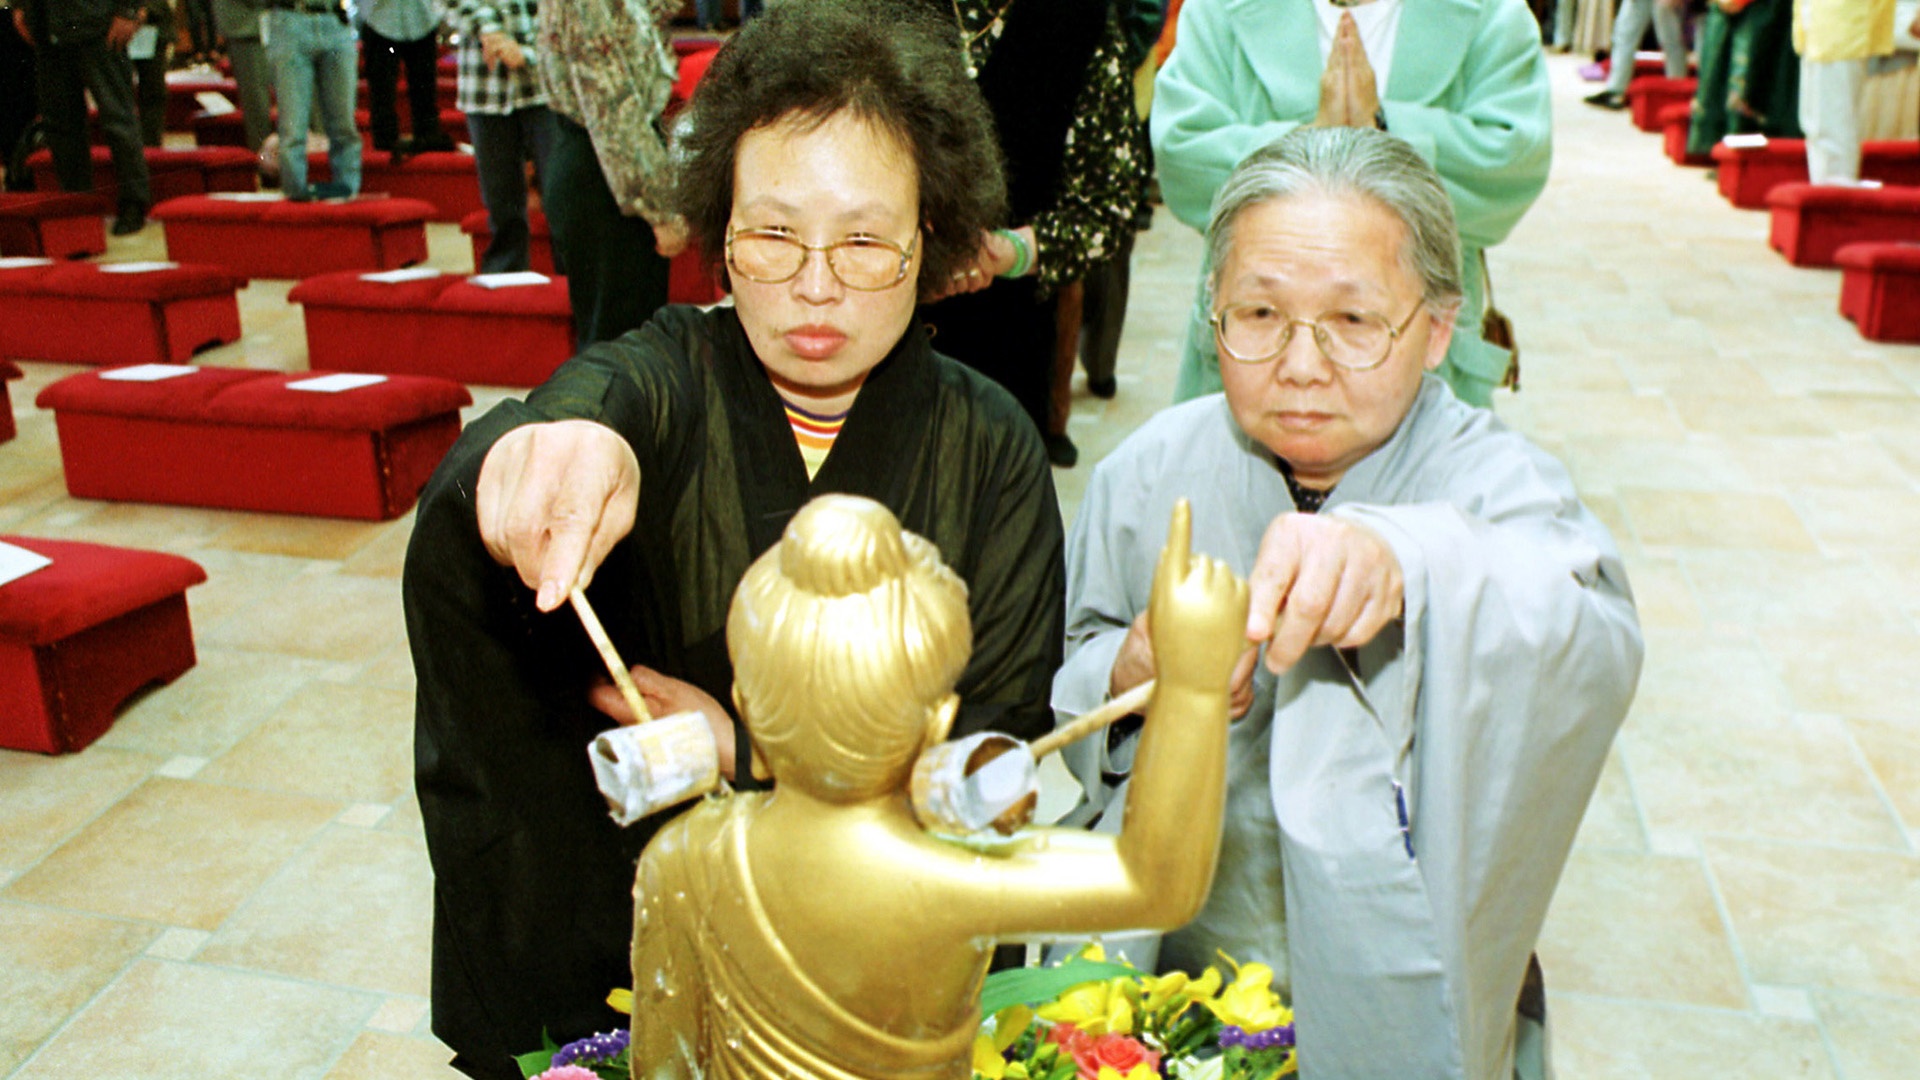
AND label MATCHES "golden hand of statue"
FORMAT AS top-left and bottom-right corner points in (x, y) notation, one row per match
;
(1147, 499), (1252, 695)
